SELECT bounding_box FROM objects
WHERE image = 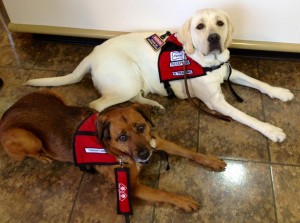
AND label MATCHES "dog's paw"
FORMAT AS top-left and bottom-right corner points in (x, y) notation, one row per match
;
(208, 158), (227, 171)
(194, 155), (227, 171)
(267, 87), (294, 102)
(174, 195), (199, 212)
(261, 123), (286, 142)
(206, 157), (227, 171)
(150, 106), (165, 115)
